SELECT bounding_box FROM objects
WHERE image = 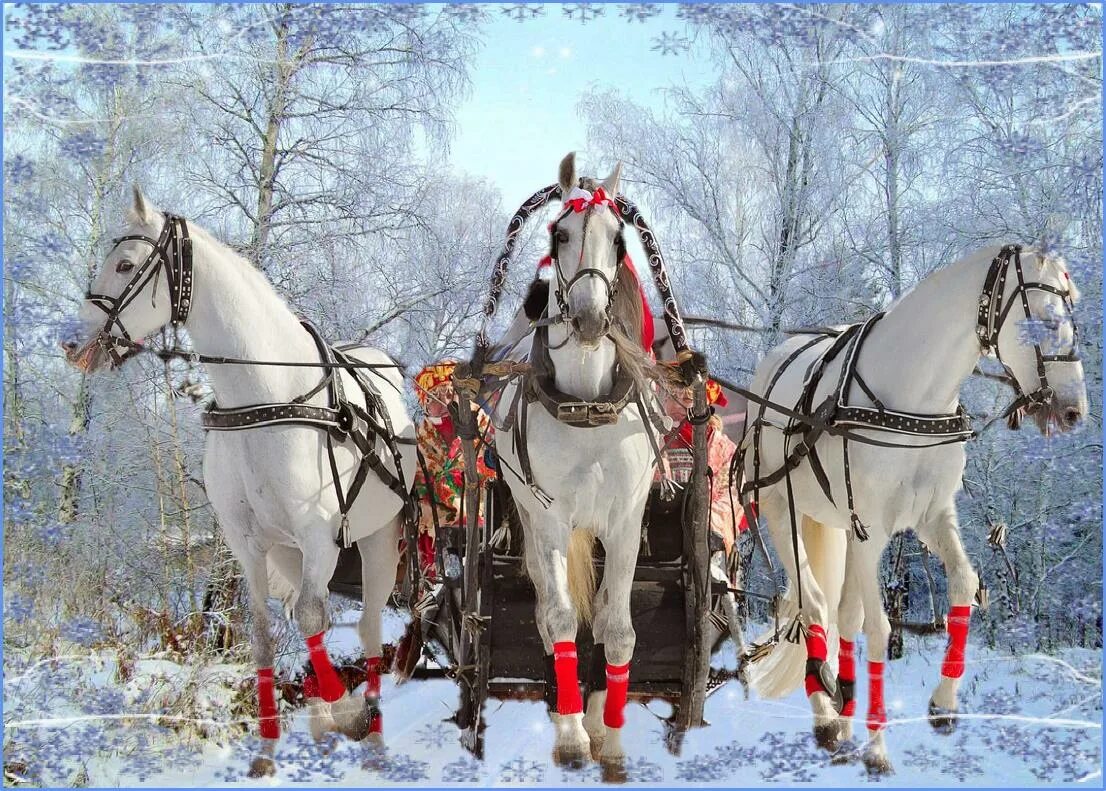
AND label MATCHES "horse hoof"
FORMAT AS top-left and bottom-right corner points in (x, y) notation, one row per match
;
(589, 739), (605, 762)
(247, 756), (276, 778)
(863, 752), (895, 777)
(601, 757), (628, 784)
(829, 739), (859, 766)
(928, 700), (958, 734)
(813, 722), (839, 753)
(552, 746), (588, 770)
